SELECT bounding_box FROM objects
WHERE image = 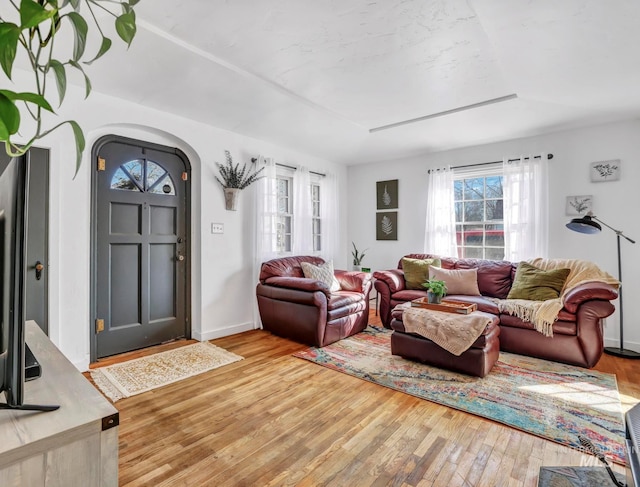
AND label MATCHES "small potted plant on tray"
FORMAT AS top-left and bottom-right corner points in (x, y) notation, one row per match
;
(422, 279), (447, 304)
